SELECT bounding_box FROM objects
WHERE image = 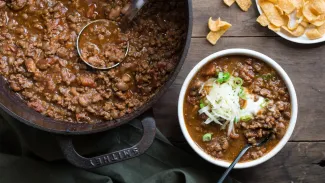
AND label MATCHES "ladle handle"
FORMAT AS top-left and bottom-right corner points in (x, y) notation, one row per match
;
(120, 0), (149, 32)
(217, 144), (252, 183)
(127, 0), (149, 20)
